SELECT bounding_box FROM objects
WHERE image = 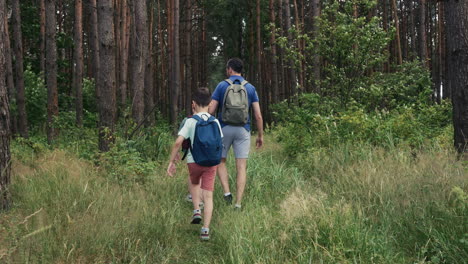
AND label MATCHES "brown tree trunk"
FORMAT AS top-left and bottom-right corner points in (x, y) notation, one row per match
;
(312, 0), (321, 93)
(89, 0), (100, 81)
(131, 0), (148, 124)
(120, 0), (130, 107)
(46, 0), (59, 144)
(0, 0), (12, 210)
(97, 0), (116, 152)
(11, 0), (28, 138)
(269, 0), (279, 104)
(438, 1), (448, 100)
(391, 0), (403, 65)
(170, 0), (180, 129)
(256, 0), (262, 93)
(283, 0), (296, 98)
(40, 0), (46, 75)
(3, 11), (16, 135)
(73, 0), (84, 126)
(145, 2), (155, 126)
(184, 0), (192, 116)
(446, 0), (468, 153)
(419, 0), (428, 67)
